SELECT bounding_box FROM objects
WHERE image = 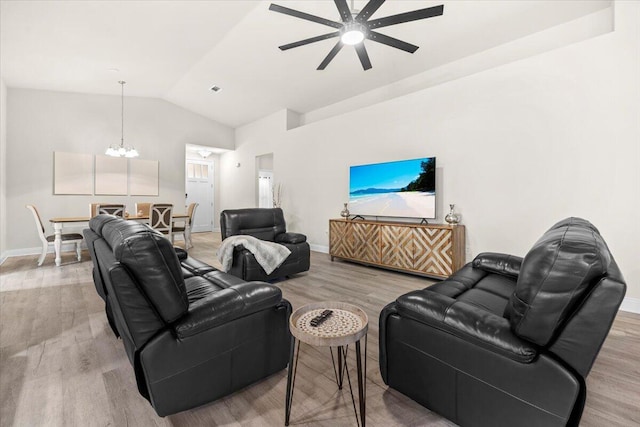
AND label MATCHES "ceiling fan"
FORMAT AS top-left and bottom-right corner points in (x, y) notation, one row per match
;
(269, 0), (444, 71)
